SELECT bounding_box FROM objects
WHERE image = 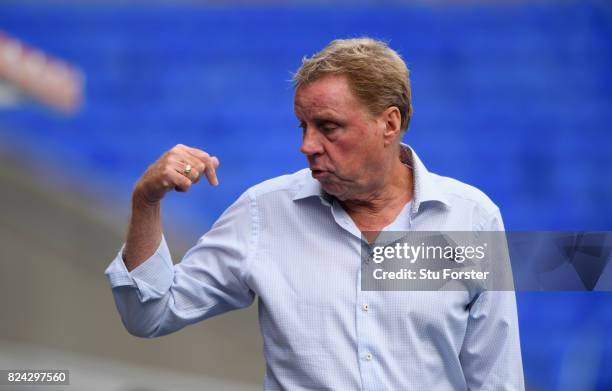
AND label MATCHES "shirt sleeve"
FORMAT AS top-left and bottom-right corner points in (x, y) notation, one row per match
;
(104, 190), (257, 338)
(459, 208), (525, 391)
